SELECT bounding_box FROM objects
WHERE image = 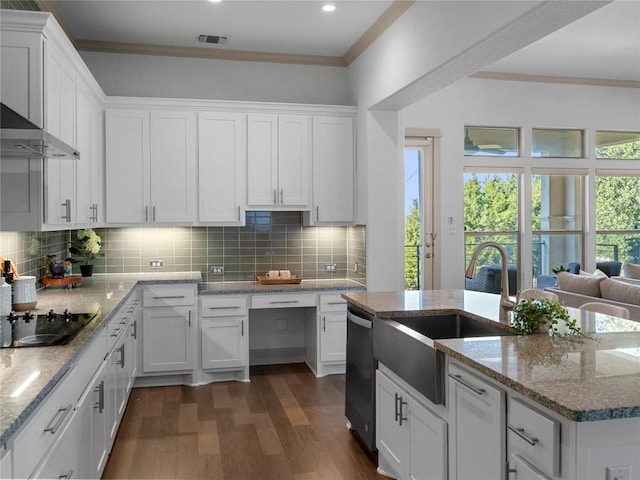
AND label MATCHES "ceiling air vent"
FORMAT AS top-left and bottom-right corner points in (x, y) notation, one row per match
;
(198, 34), (229, 45)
